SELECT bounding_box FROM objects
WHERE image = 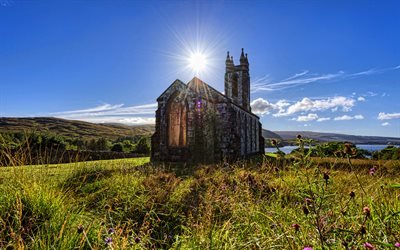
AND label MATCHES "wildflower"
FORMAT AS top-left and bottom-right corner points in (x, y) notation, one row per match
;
(369, 167), (376, 176)
(303, 247), (313, 250)
(77, 224), (84, 234)
(108, 228), (115, 234)
(349, 191), (355, 198)
(395, 242), (400, 248)
(297, 134), (302, 139)
(302, 205), (309, 215)
(363, 242), (375, 249)
(305, 198), (313, 205)
(292, 223), (300, 231)
(363, 206), (371, 217)
(105, 237), (112, 246)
